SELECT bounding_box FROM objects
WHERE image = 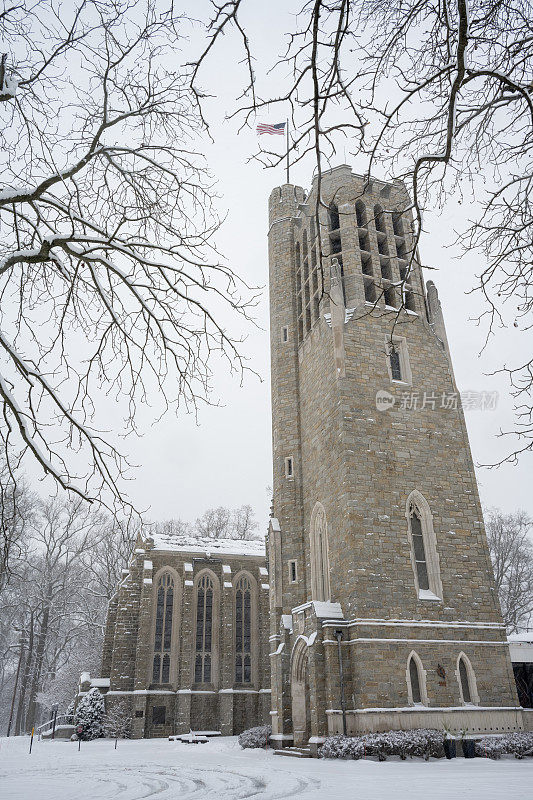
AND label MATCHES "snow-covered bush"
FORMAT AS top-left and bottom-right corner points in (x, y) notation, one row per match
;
(74, 687), (105, 741)
(320, 735), (365, 760)
(320, 729), (445, 760)
(475, 732), (533, 760)
(238, 725), (272, 749)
